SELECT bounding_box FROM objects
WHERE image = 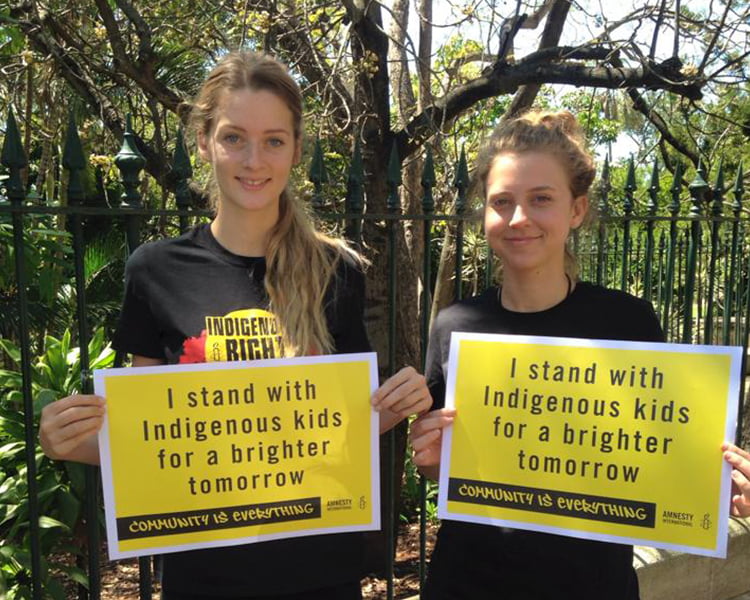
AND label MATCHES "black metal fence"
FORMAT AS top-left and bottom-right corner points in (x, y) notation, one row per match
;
(1, 110), (748, 600)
